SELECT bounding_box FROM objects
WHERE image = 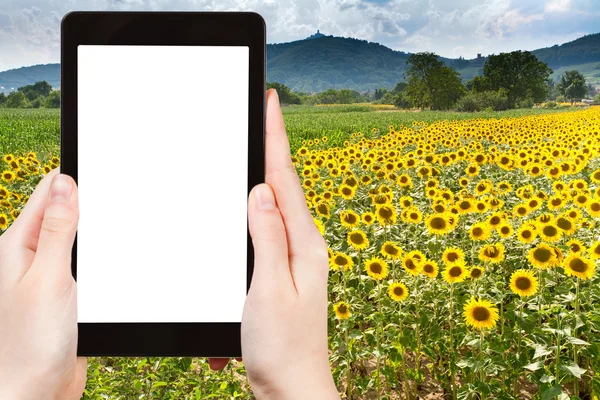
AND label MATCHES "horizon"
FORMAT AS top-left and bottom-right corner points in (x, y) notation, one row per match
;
(1, 29), (598, 74)
(0, 0), (599, 72)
